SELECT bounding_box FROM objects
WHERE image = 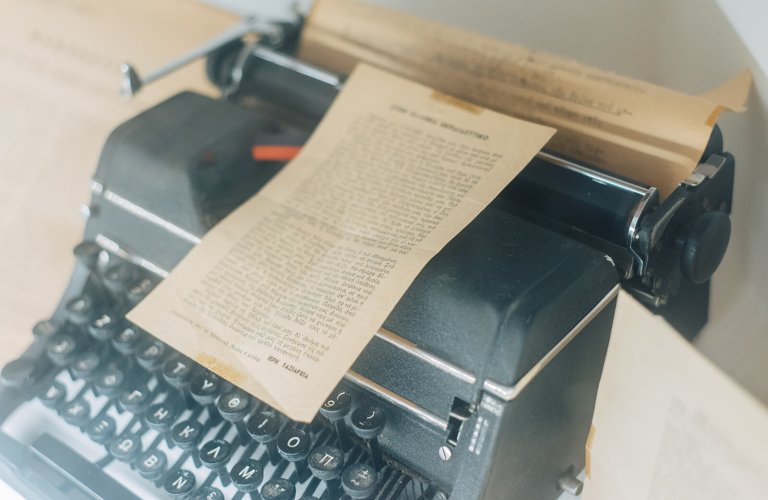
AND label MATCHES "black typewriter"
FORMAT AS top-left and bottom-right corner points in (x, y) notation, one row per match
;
(0, 19), (735, 500)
